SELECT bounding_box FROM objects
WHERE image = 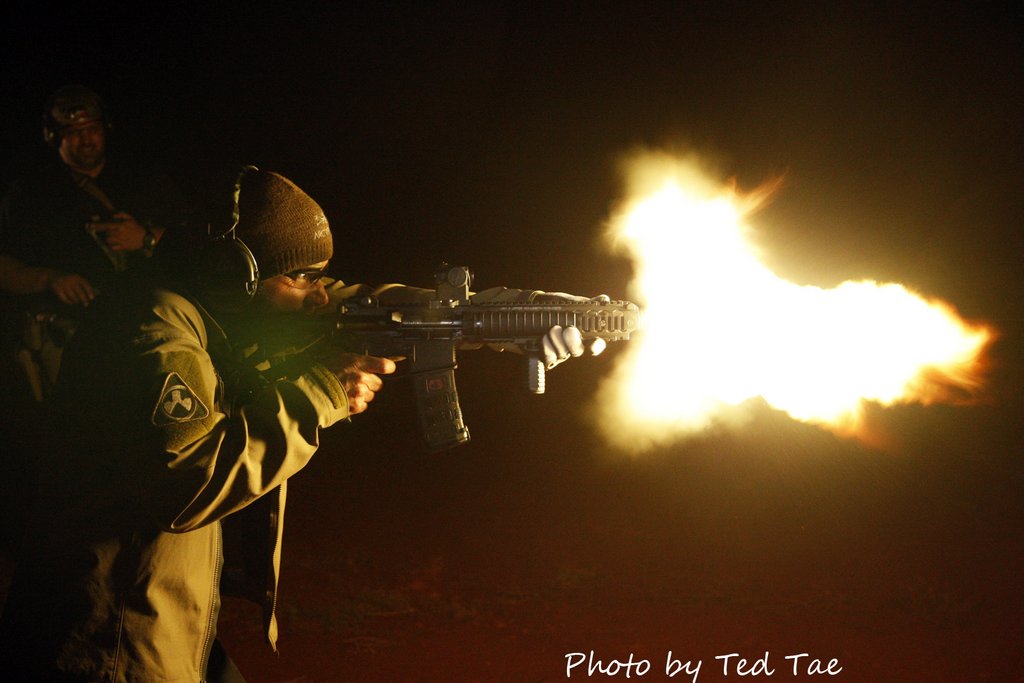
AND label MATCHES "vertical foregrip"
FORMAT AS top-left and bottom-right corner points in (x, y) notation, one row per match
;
(412, 367), (471, 451)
